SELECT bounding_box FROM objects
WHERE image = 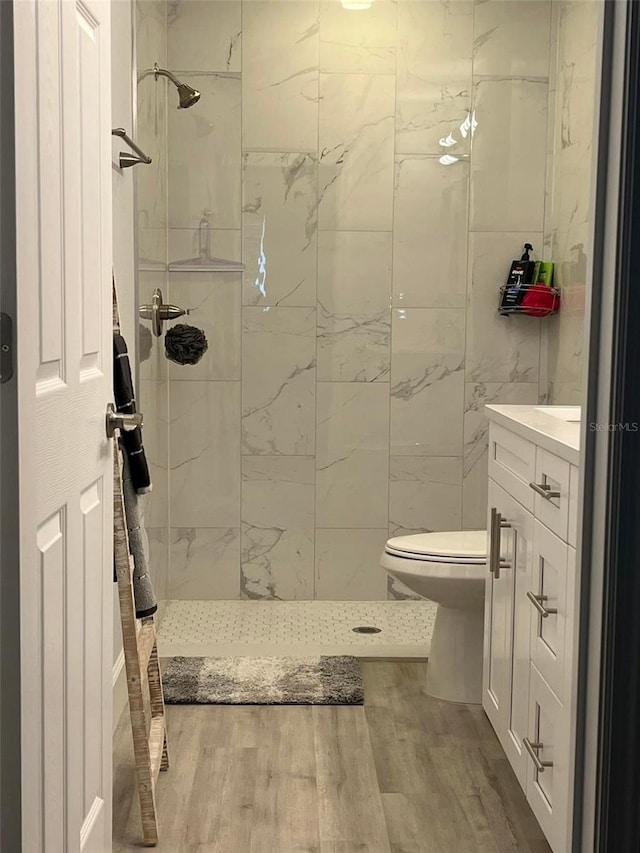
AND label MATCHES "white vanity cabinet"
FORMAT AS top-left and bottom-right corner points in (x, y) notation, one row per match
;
(484, 406), (581, 853)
